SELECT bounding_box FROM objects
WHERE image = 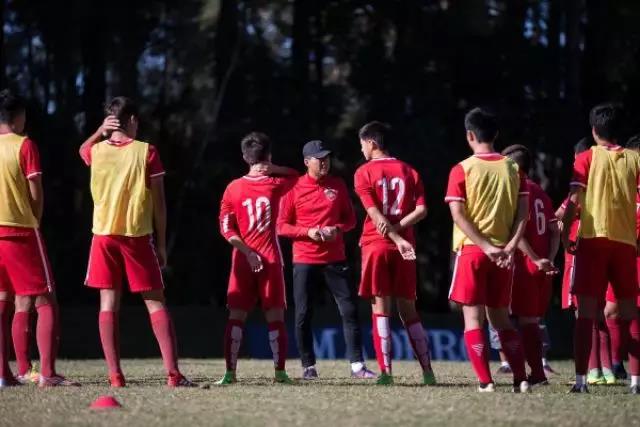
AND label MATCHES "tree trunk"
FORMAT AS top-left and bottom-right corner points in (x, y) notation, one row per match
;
(0, 0), (5, 88)
(81, 3), (107, 132)
(292, 0), (311, 132)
